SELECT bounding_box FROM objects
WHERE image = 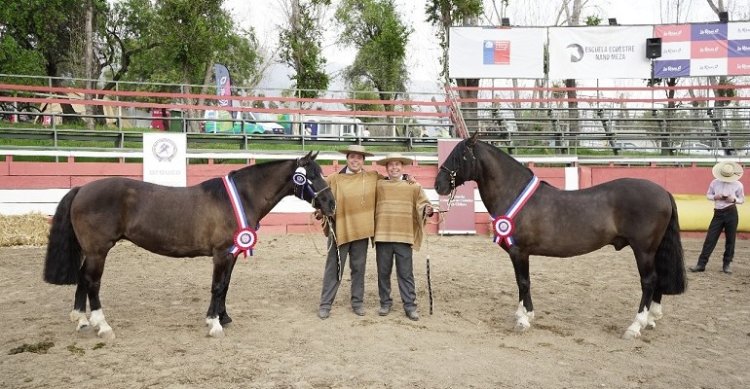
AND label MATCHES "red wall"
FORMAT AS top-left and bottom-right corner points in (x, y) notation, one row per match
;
(2, 158), (747, 236)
